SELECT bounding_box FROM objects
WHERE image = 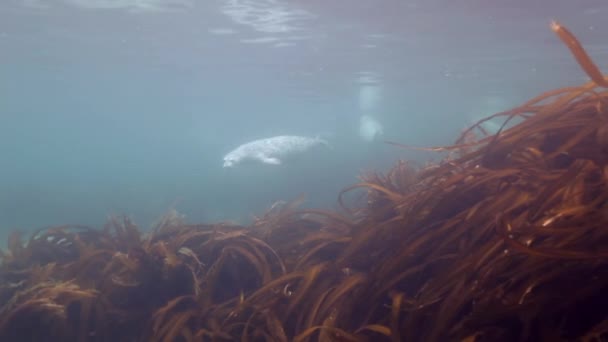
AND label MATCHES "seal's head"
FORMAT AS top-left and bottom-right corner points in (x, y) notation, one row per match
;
(223, 156), (238, 168)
